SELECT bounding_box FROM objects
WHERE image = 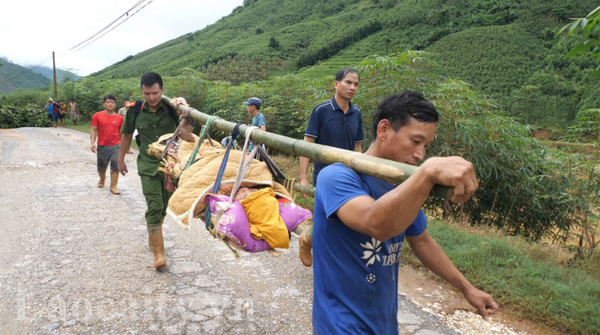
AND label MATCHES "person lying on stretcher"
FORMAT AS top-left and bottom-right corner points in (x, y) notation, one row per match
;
(232, 186), (290, 249)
